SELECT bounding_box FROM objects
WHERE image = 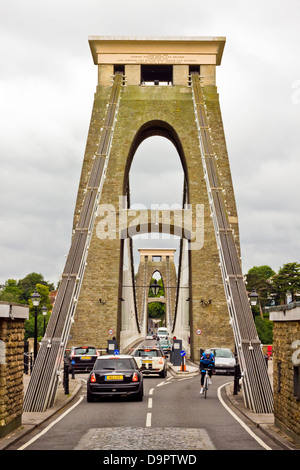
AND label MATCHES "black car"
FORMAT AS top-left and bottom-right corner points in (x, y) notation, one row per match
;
(69, 346), (99, 372)
(87, 355), (144, 402)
